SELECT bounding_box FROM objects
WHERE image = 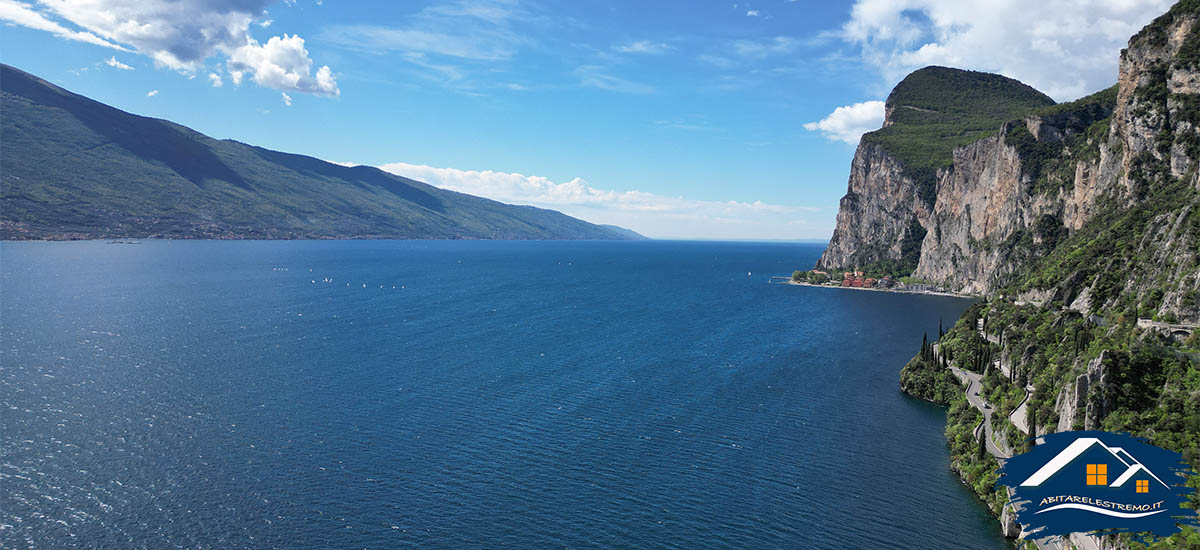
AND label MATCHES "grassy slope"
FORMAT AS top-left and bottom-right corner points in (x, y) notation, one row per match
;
(862, 66), (1056, 207)
(0, 64), (639, 241)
